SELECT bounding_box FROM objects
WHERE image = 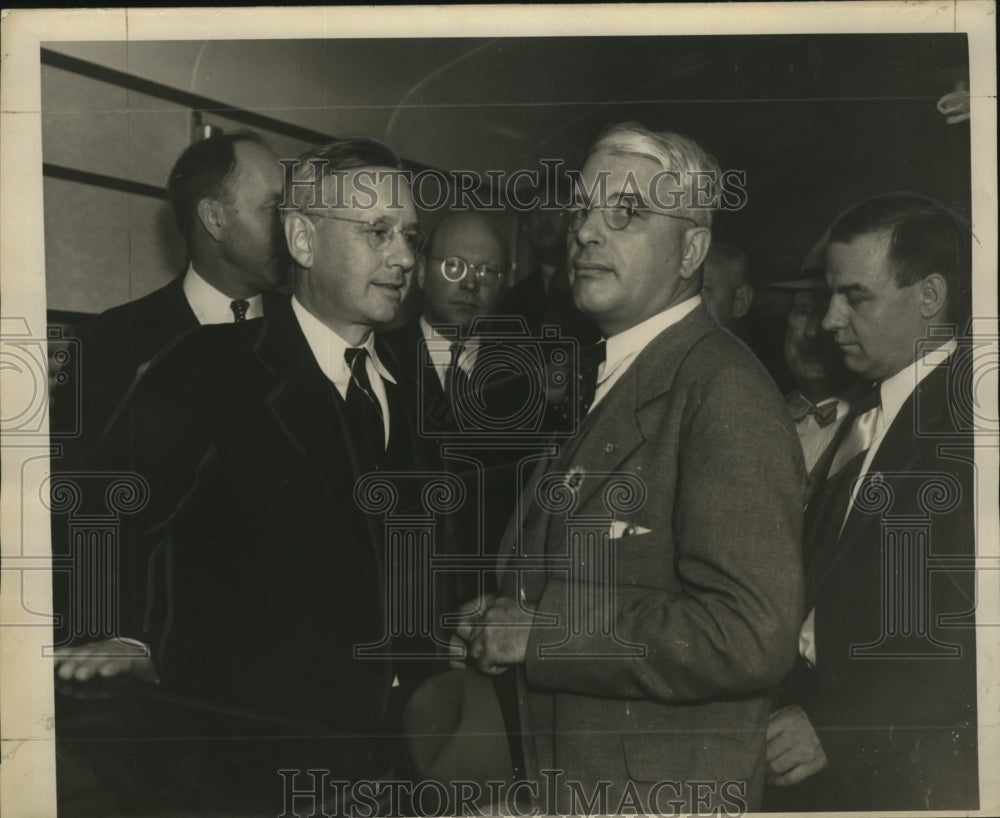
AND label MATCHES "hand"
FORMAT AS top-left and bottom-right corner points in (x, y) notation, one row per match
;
(766, 705), (829, 786)
(54, 638), (160, 685)
(449, 594), (496, 669)
(465, 595), (534, 675)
